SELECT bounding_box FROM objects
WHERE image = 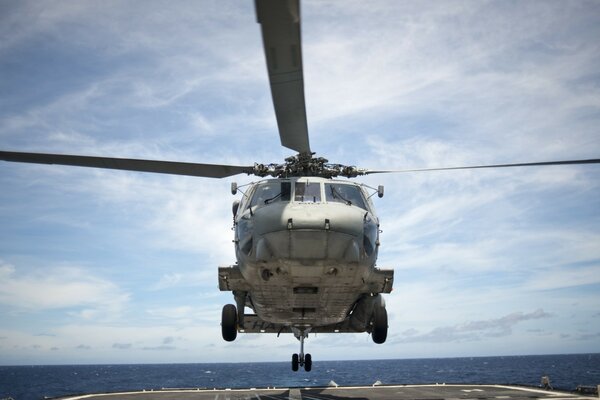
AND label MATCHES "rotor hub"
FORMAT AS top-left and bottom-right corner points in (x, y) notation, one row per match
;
(252, 153), (366, 179)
